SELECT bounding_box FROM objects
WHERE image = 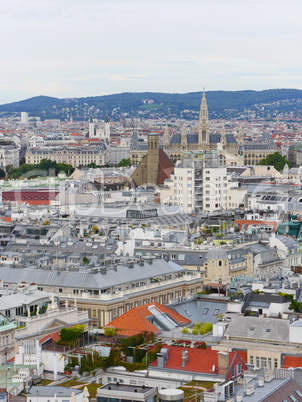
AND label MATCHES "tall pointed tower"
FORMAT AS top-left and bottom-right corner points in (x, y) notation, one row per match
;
(89, 115), (96, 138)
(198, 91), (210, 146)
(163, 124), (170, 151)
(181, 124), (187, 147)
(220, 125), (227, 146)
(104, 113), (110, 141)
(237, 125), (244, 146)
